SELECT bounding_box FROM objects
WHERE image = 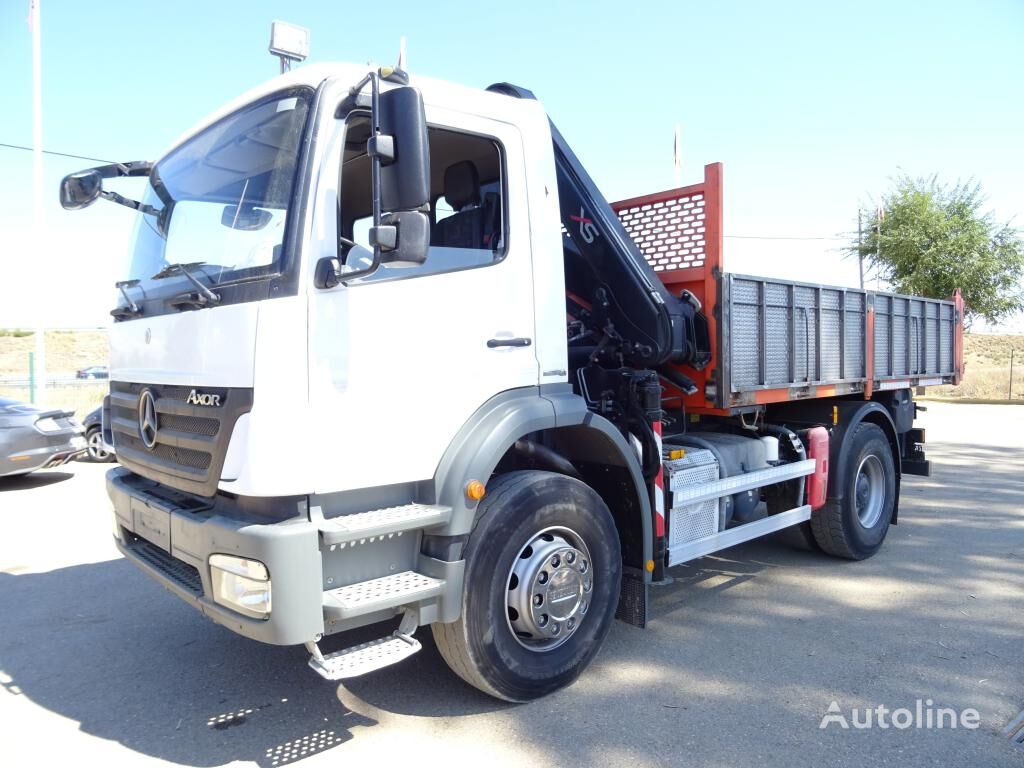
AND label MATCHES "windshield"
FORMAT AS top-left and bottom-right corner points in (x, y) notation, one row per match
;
(120, 89), (312, 310)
